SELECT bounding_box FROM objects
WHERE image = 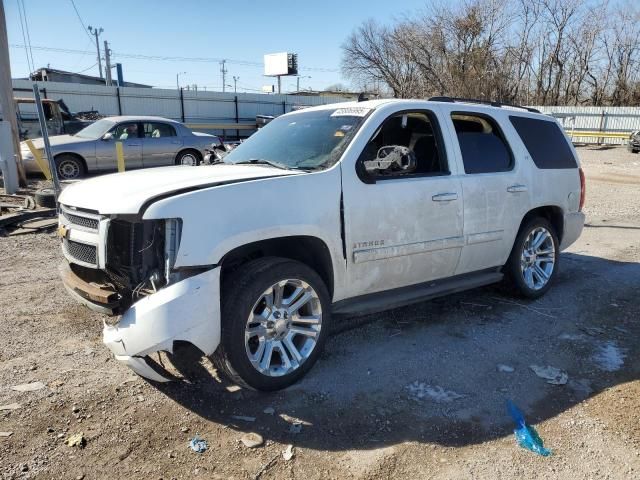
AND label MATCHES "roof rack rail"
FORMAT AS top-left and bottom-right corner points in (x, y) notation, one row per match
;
(428, 96), (541, 114)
